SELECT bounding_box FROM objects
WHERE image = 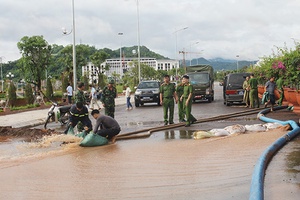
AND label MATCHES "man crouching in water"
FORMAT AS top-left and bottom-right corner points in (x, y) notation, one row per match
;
(91, 109), (121, 144)
(65, 102), (92, 133)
